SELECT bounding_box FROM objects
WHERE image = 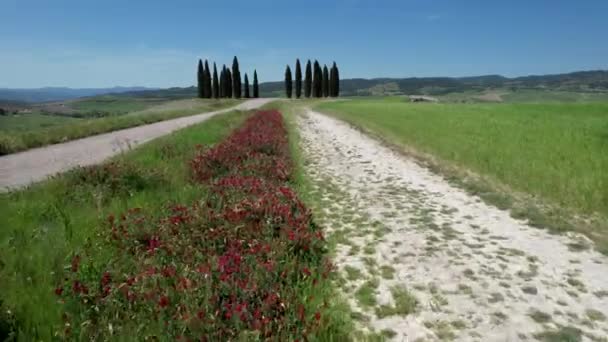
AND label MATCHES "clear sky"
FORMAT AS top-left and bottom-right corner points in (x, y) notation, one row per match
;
(1, 0), (607, 88)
